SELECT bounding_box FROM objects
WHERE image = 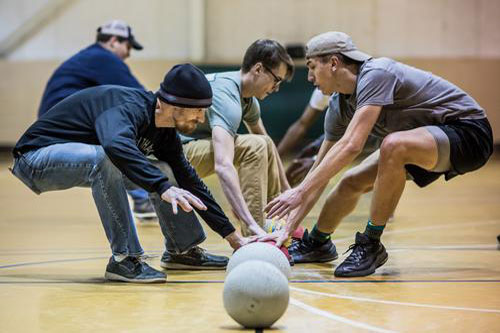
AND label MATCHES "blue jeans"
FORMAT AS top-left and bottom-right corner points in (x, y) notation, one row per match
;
(151, 162), (208, 255)
(11, 143), (206, 256)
